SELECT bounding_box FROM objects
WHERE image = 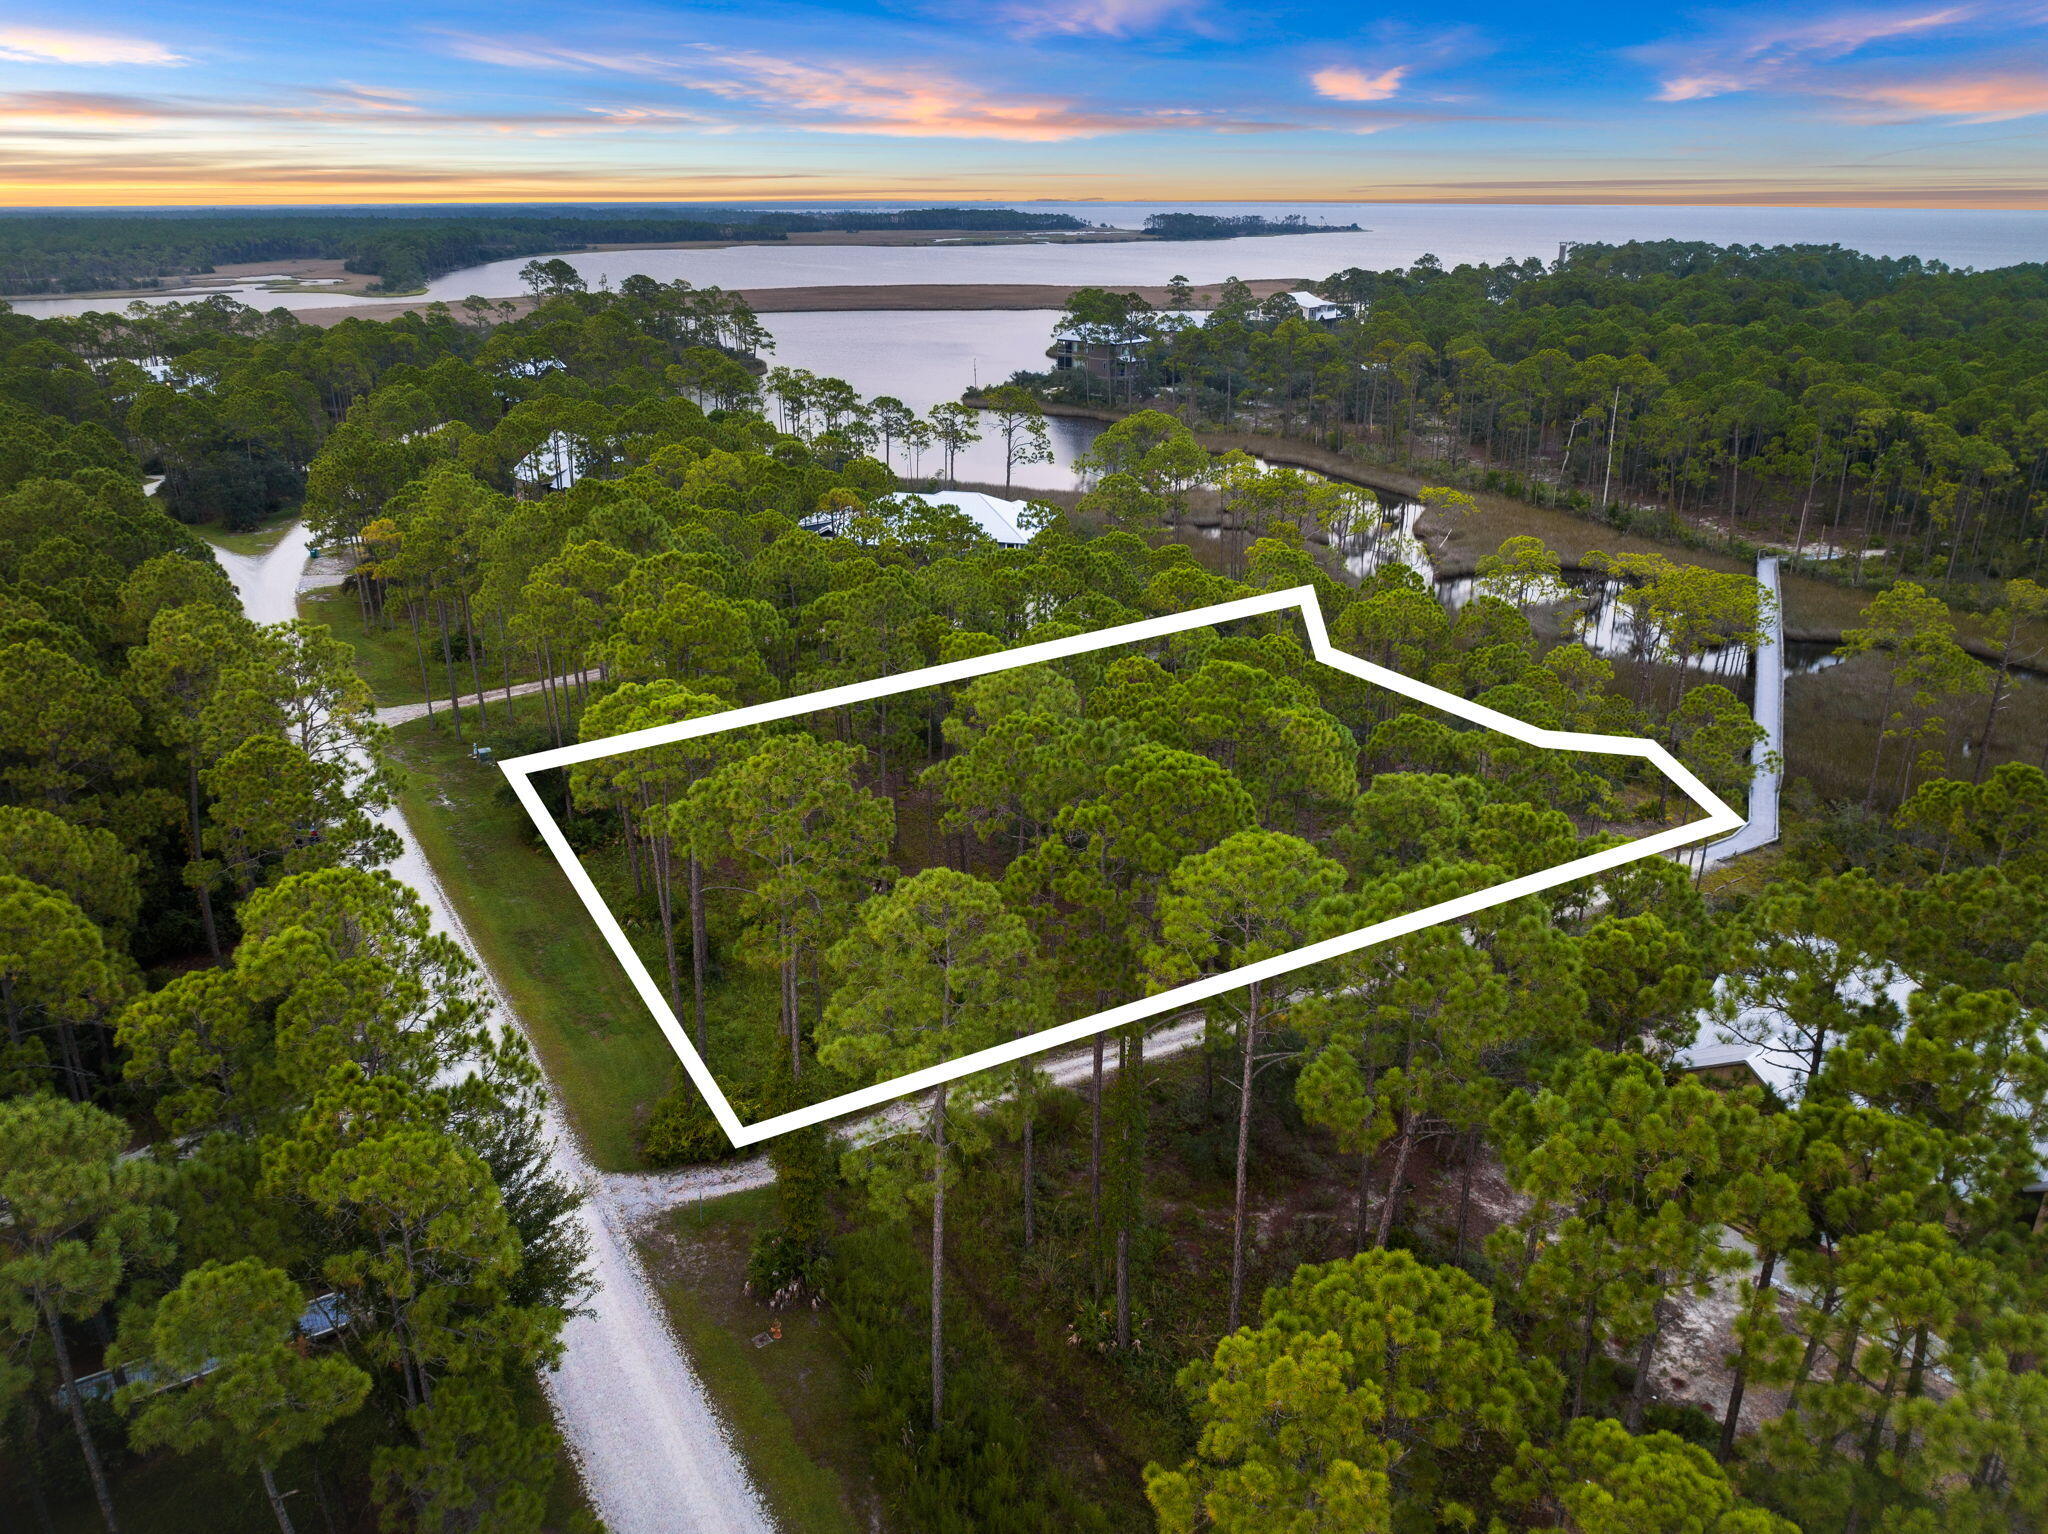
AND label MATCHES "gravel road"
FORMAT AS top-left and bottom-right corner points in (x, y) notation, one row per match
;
(216, 524), (776, 1534)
